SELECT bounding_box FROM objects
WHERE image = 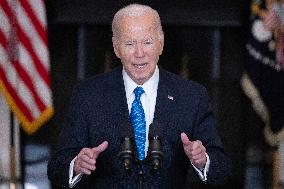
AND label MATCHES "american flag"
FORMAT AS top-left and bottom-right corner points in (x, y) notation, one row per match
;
(0, 0), (53, 135)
